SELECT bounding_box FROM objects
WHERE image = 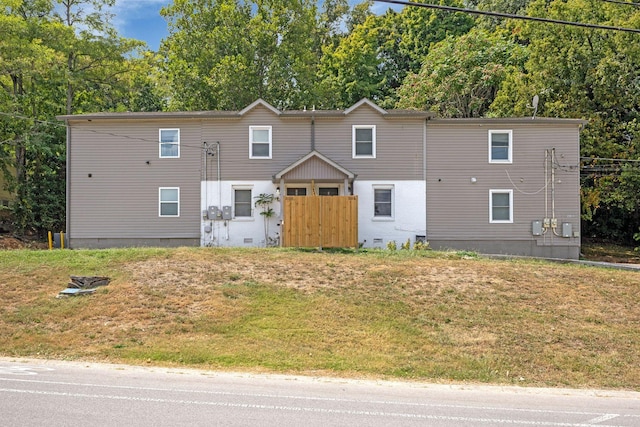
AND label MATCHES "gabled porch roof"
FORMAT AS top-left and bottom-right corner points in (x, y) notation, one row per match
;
(274, 151), (356, 182)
